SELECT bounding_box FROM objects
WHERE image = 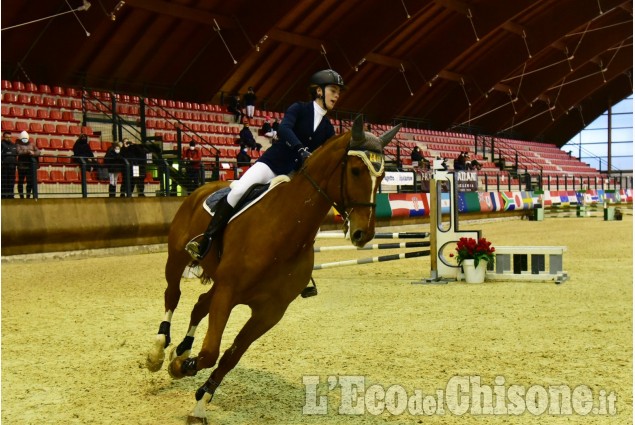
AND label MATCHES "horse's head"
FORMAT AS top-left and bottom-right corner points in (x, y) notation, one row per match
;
(341, 116), (401, 246)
